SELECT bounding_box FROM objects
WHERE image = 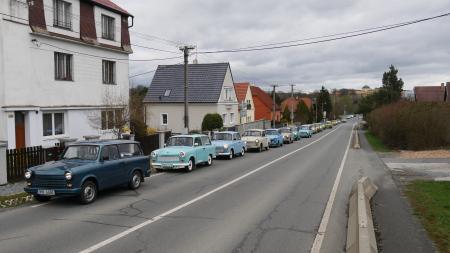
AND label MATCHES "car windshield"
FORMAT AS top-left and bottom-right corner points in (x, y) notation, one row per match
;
(167, 137), (193, 147)
(243, 131), (261, 137)
(301, 126), (309, 130)
(63, 145), (99, 160)
(265, 130), (279, 135)
(280, 128), (291, 133)
(290, 127), (298, 131)
(213, 133), (233, 141)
